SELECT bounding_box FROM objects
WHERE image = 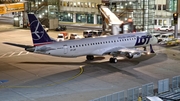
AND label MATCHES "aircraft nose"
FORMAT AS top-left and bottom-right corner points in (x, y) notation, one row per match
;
(155, 37), (158, 43)
(153, 36), (158, 44)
